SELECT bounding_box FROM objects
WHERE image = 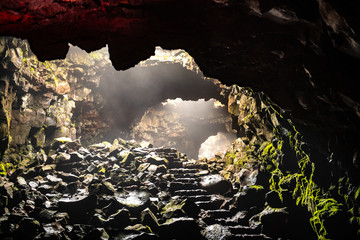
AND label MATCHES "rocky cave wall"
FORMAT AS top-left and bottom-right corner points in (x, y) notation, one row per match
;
(1, 0), (360, 239)
(0, 37), (225, 151)
(1, 35), (359, 239)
